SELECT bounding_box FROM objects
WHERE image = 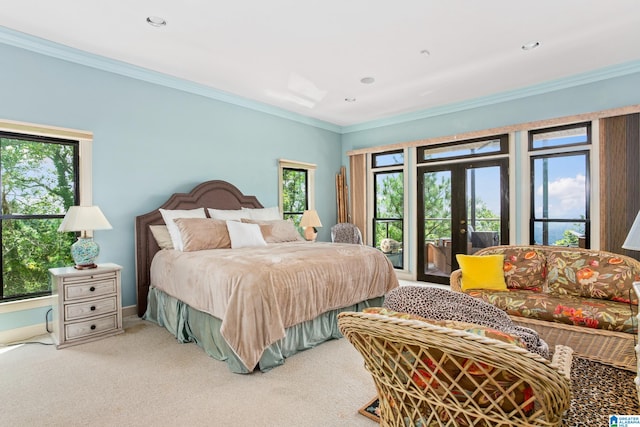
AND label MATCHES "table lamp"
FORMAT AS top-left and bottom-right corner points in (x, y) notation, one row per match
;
(300, 209), (322, 241)
(622, 210), (640, 251)
(58, 205), (112, 269)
